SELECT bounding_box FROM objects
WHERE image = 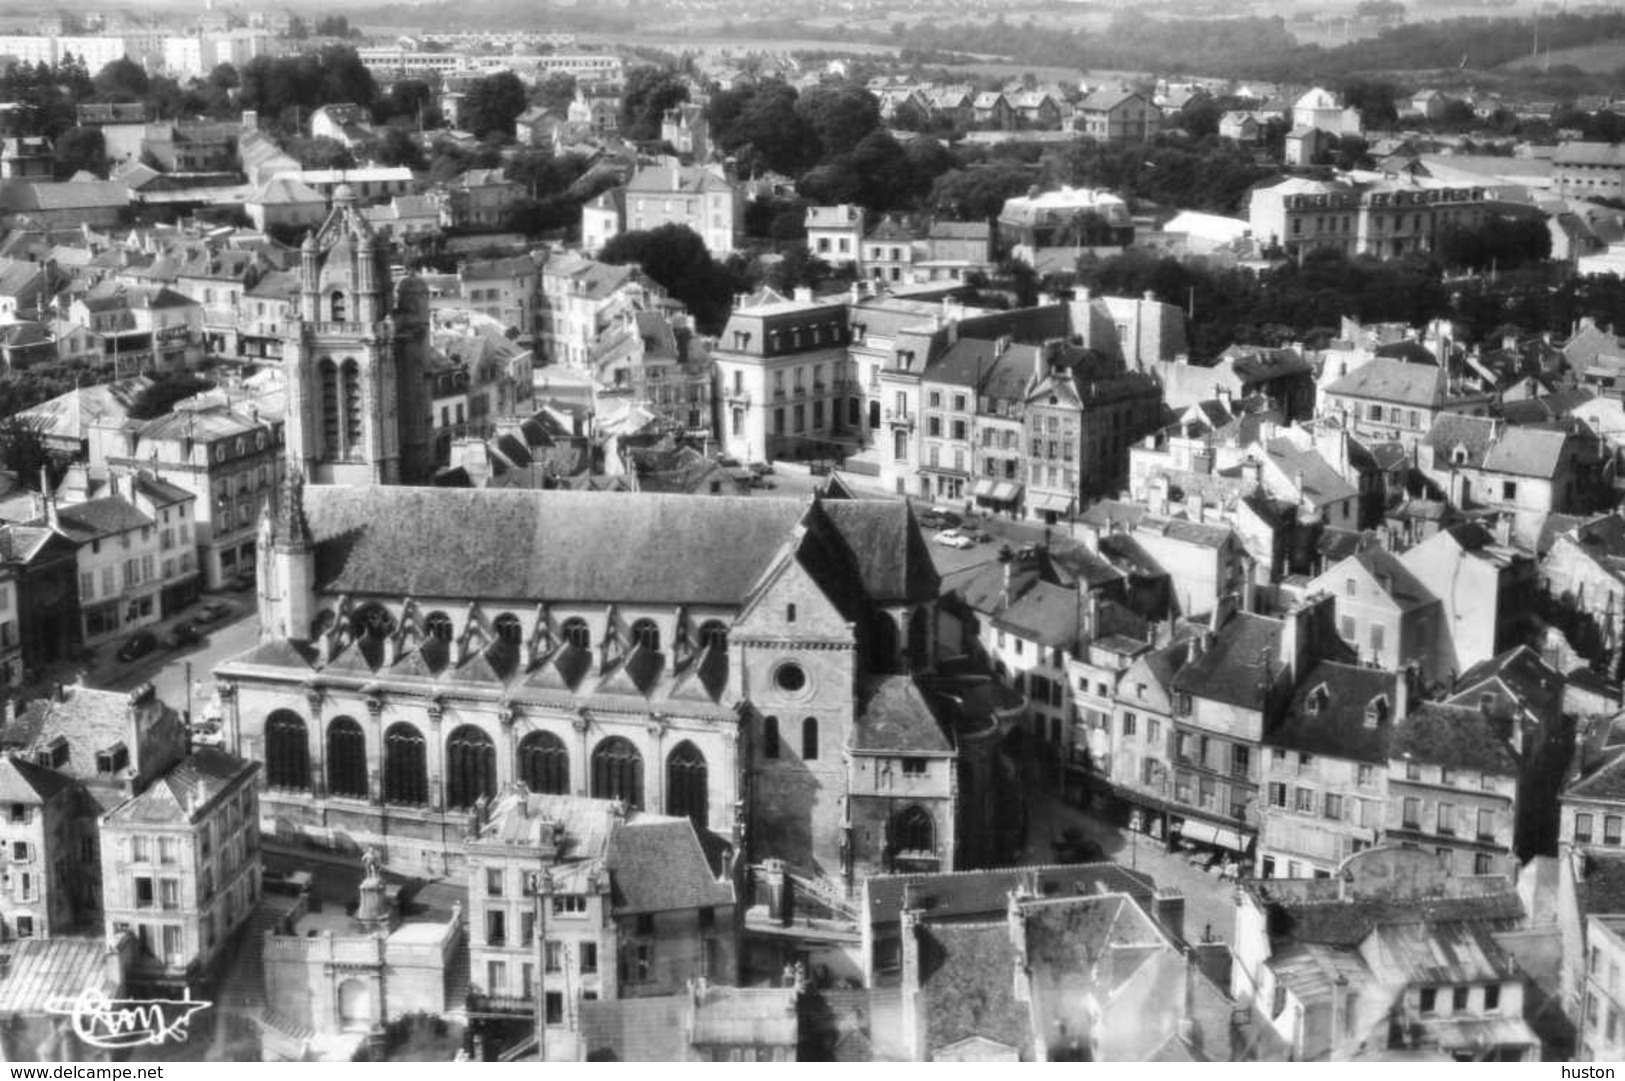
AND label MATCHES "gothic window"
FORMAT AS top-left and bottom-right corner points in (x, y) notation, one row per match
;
(590, 736), (643, 809)
(349, 603), (396, 667)
(698, 621), (728, 652)
(330, 290), (346, 322)
(383, 722), (428, 805)
(319, 358), (339, 458)
(561, 617), (590, 651)
(630, 618), (660, 651)
(665, 741), (708, 828)
(907, 608), (929, 668)
(326, 716), (368, 799)
(493, 612), (523, 645)
(445, 725), (496, 810)
(802, 717), (819, 760)
(341, 359), (362, 450)
(763, 716), (780, 759)
(893, 805), (935, 854)
(518, 730), (569, 795)
(425, 611), (453, 642)
(264, 710), (309, 790)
